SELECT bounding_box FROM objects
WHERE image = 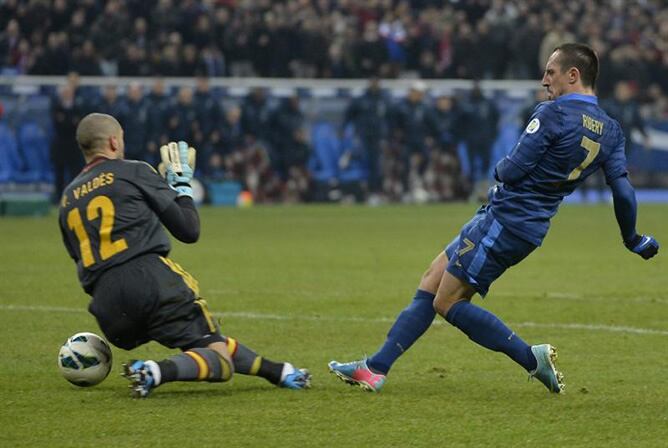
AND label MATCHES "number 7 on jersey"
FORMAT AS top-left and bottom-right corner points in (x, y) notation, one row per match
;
(567, 135), (601, 181)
